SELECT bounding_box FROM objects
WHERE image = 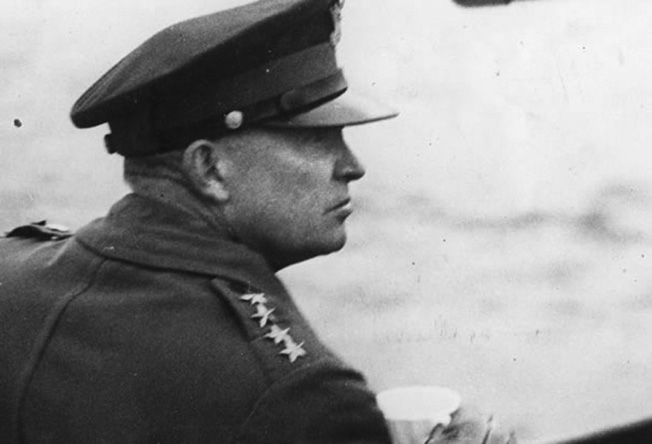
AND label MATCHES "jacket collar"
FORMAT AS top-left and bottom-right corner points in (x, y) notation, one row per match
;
(75, 194), (285, 294)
